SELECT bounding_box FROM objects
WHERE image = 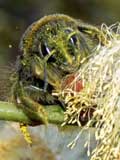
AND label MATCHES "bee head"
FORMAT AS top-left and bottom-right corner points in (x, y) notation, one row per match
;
(20, 14), (104, 75)
(19, 14), (105, 90)
(20, 14), (88, 73)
